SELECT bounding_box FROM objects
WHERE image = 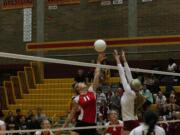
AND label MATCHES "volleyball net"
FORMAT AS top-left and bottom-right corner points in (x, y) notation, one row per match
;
(0, 52), (180, 134)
